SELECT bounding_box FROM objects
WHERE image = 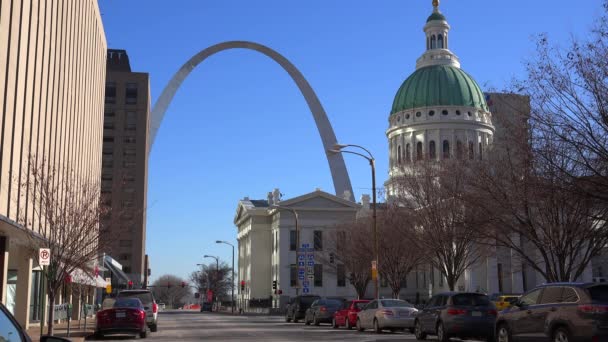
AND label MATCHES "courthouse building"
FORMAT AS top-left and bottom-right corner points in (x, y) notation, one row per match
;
(234, 1), (596, 309)
(0, 0), (107, 328)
